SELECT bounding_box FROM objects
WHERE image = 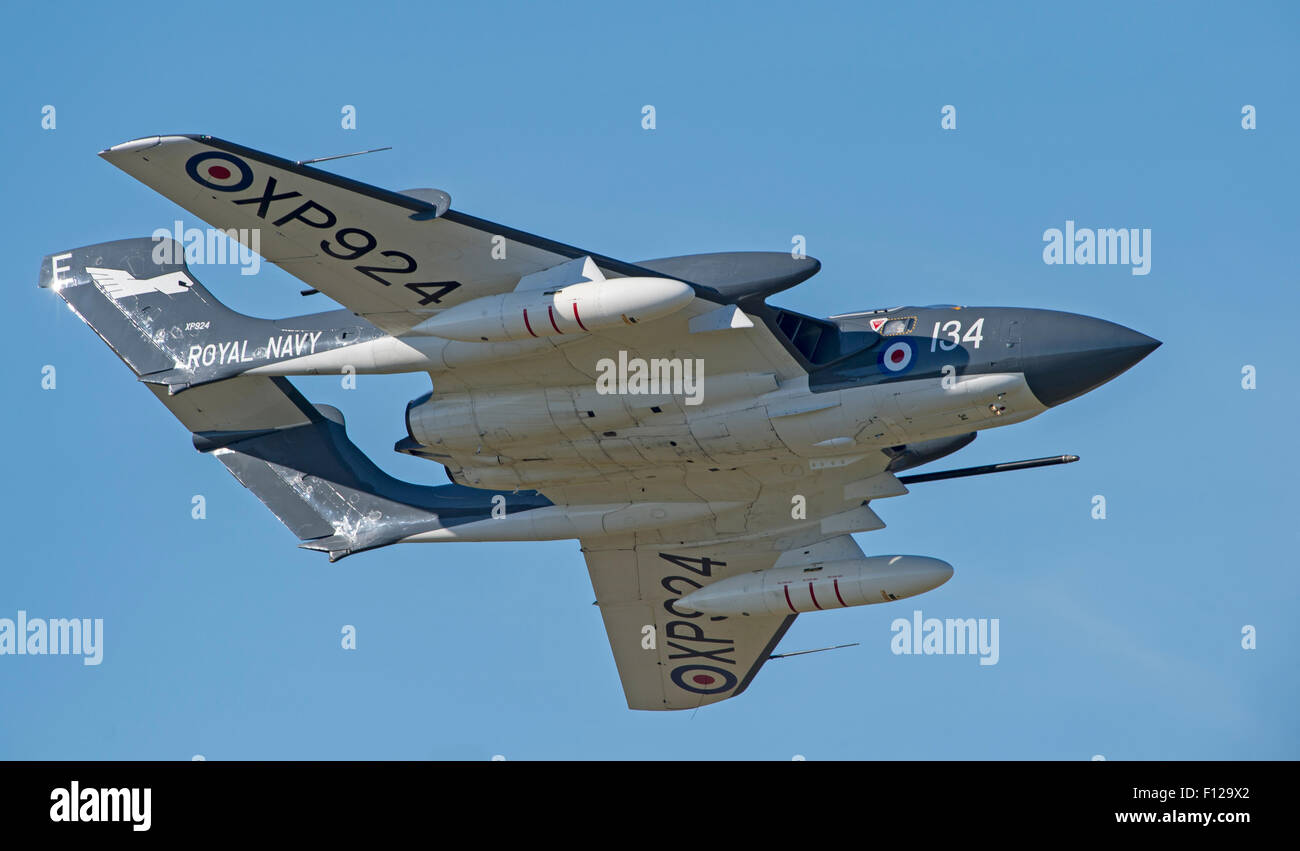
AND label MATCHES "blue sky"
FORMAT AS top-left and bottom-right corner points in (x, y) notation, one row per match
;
(1, 1), (1295, 759)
